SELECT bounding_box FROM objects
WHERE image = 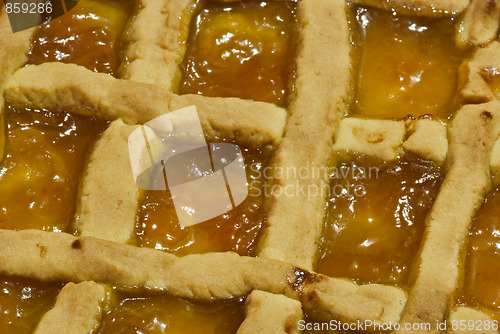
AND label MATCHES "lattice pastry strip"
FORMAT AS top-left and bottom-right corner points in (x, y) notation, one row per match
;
(0, 98), (406, 329)
(2, 0), (499, 332)
(75, 120), (141, 244)
(120, 0), (196, 91)
(35, 122), (142, 333)
(4, 63), (286, 147)
(395, 102), (500, 334)
(258, 0), (351, 270)
(456, 0), (500, 47)
(237, 290), (303, 334)
(333, 118), (448, 163)
(0, 228), (406, 321)
(445, 34), (500, 334)
(34, 281), (107, 334)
